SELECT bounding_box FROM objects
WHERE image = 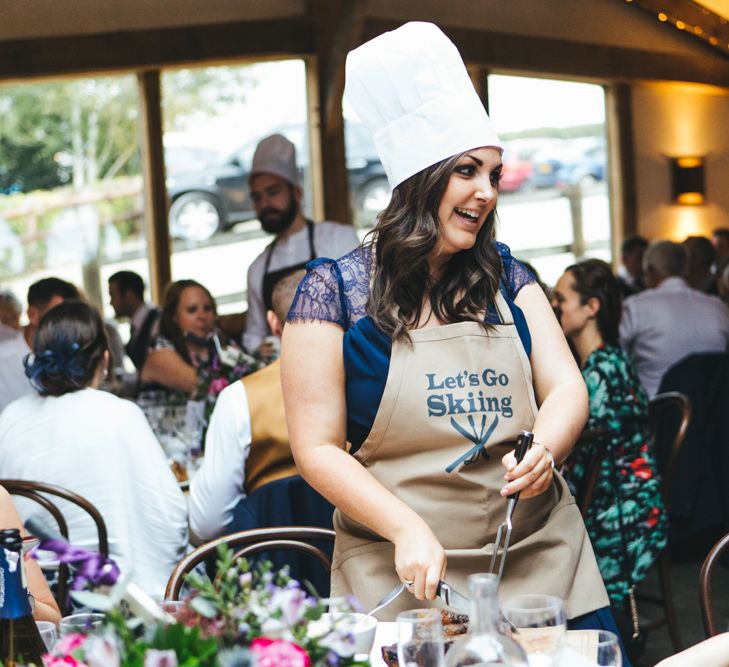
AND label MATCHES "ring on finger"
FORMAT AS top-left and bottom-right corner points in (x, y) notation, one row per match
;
(403, 579), (414, 587)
